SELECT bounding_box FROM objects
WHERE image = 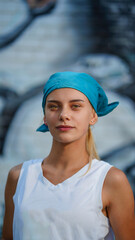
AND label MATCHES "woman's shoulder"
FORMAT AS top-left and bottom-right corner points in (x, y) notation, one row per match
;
(103, 168), (135, 238)
(7, 164), (23, 194)
(9, 163), (22, 179)
(3, 163), (23, 205)
(104, 166), (129, 188)
(93, 159), (129, 184)
(8, 159), (42, 181)
(104, 166), (134, 204)
(7, 159), (43, 186)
